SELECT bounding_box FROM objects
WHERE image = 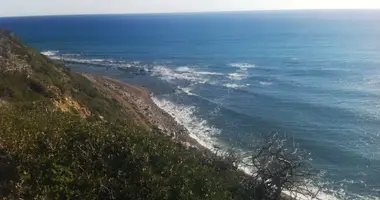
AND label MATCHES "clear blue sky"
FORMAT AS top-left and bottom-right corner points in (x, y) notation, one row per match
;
(1, 0), (380, 17)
